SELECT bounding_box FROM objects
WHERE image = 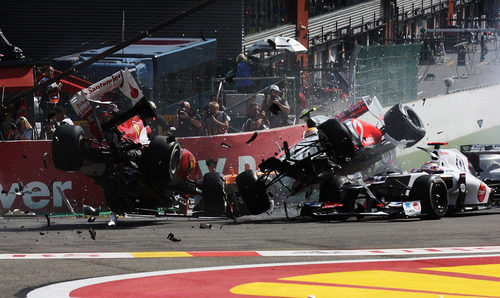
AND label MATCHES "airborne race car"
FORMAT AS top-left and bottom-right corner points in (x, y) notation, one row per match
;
(51, 69), (214, 217)
(235, 96), (437, 219)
